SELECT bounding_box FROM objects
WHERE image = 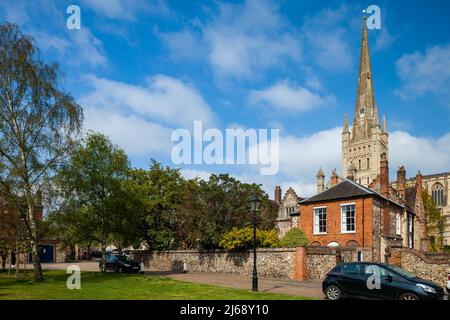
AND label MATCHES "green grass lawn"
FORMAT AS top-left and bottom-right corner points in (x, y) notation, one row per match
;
(0, 270), (312, 300)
